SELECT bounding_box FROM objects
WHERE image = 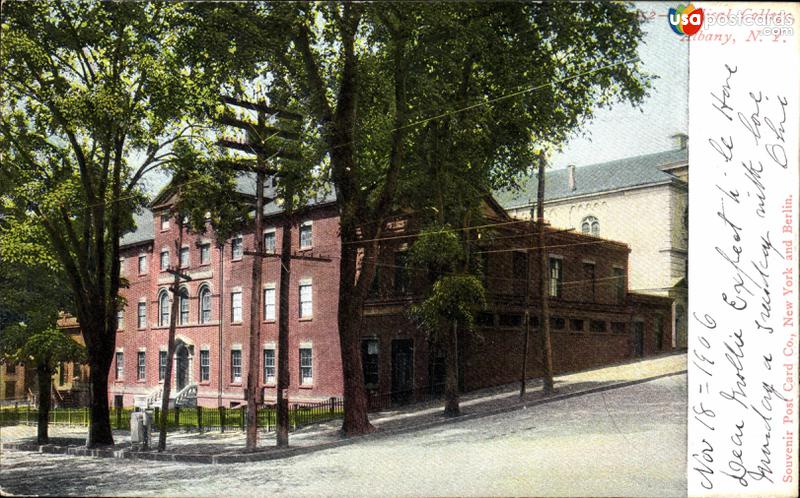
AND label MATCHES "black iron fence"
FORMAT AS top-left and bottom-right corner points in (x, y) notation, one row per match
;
(0, 397), (344, 433)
